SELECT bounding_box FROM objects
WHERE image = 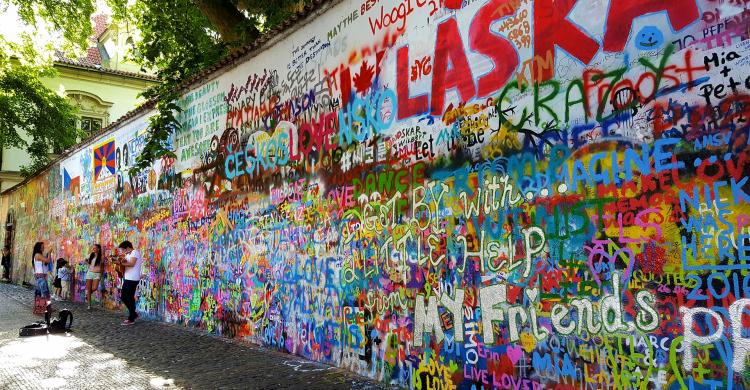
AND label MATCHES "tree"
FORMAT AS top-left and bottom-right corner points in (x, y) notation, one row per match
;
(0, 1), (89, 177)
(0, 0), (309, 176)
(0, 66), (80, 177)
